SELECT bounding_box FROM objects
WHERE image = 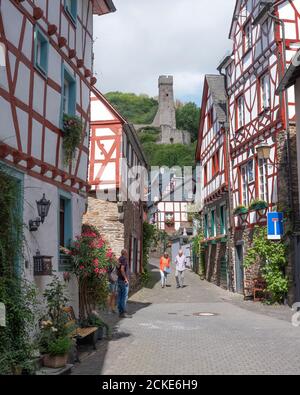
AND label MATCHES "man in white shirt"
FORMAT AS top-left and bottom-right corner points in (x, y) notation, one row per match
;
(175, 249), (187, 289)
